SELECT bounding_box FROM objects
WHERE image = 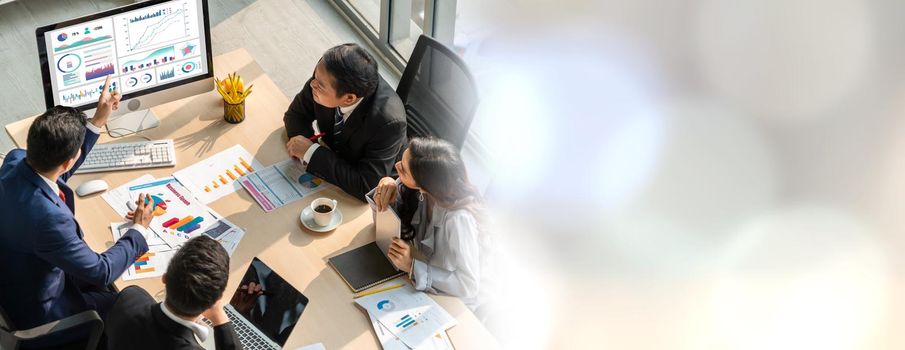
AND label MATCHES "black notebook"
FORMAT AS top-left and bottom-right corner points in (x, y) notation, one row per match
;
(328, 241), (405, 292)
